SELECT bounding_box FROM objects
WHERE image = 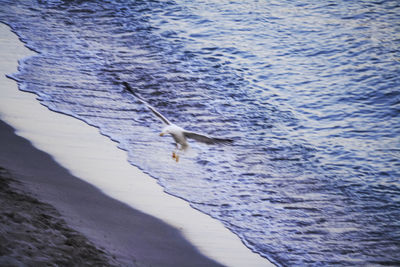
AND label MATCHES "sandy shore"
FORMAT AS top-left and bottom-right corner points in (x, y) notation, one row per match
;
(0, 22), (274, 266)
(0, 119), (223, 266)
(0, 163), (119, 266)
